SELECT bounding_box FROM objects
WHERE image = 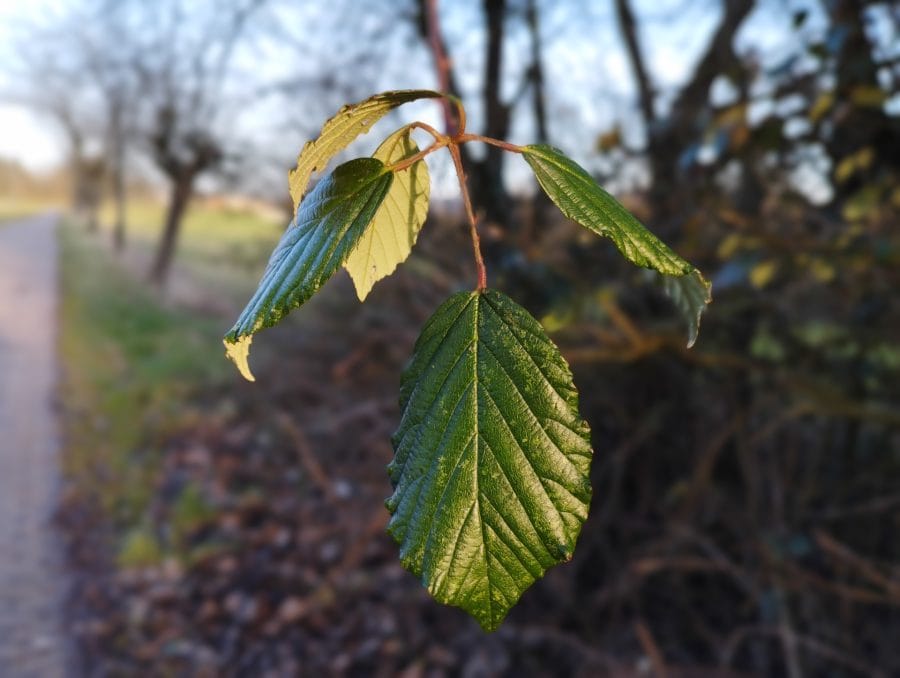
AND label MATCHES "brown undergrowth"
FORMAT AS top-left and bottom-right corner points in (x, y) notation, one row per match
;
(57, 203), (900, 676)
